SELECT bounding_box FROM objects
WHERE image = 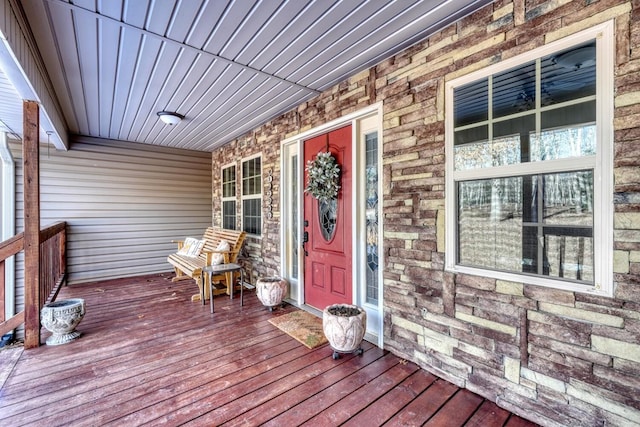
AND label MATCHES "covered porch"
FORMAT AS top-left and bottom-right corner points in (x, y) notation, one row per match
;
(1, 1), (639, 425)
(0, 273), (536, 426)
